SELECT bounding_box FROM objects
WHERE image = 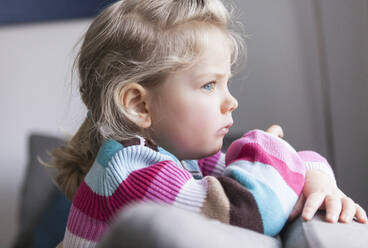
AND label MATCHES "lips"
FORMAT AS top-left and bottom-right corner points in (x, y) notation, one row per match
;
(218, 122), (233, 135)
(224, 123), (233, 129)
